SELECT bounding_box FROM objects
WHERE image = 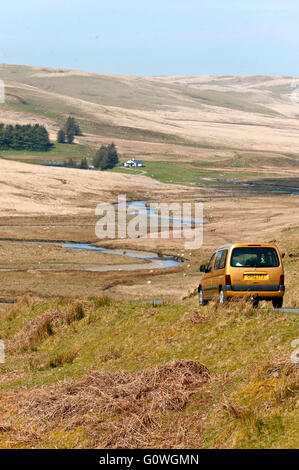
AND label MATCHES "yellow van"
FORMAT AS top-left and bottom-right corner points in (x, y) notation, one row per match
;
(198, 243), (285, 308)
